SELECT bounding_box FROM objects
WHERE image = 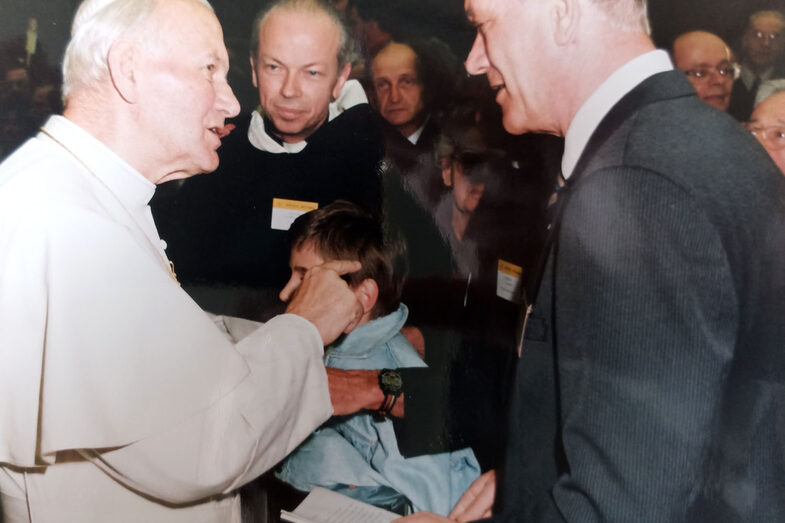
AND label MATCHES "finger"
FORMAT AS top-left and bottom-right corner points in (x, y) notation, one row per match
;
(450, 470), (494, 519)
(278, 275), (301, 303)
(342, 300), (366, 334)
(453, 473), (495, 522)
(320, 259), (362, 276)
